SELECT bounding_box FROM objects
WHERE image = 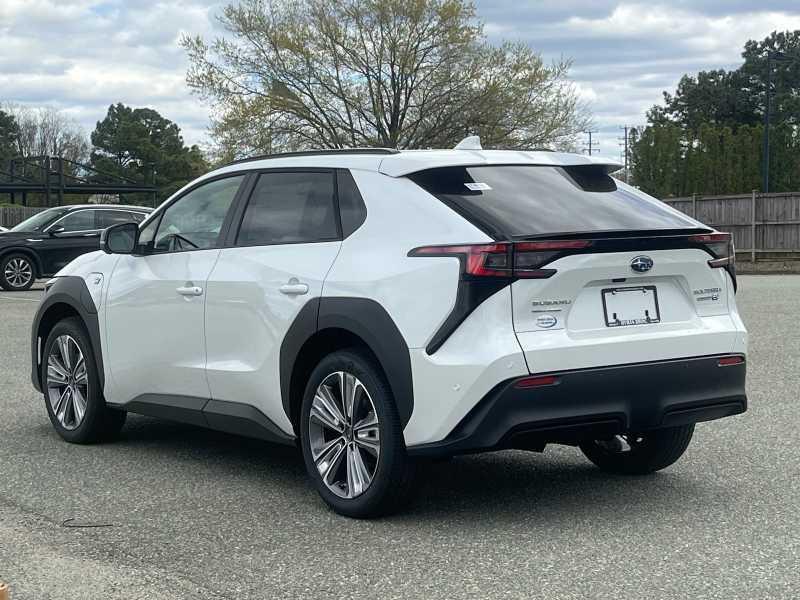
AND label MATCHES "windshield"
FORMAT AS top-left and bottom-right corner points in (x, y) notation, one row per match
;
(10, 208), (68, 233)
(409, 165), (700, 238)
